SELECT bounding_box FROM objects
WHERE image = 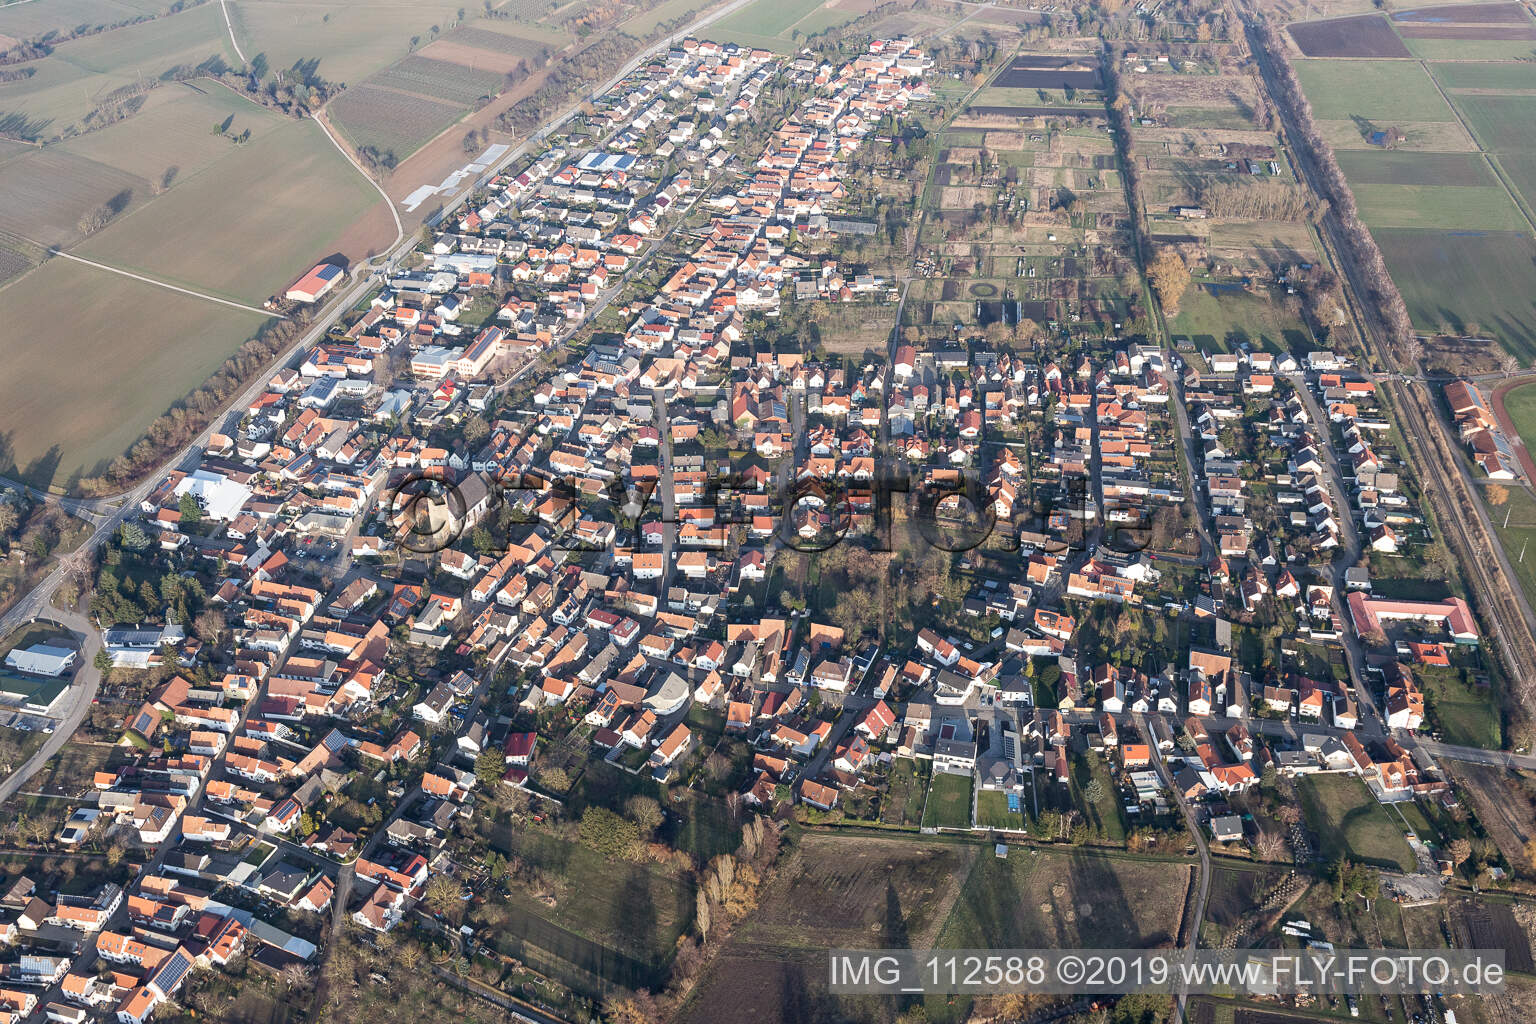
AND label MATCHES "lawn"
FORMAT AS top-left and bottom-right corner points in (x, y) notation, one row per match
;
(1168, 280), (1311, 353)
(975, 788), (1026, 830)
(921, 770), (974, 829)
(1298, 774), (1416, 872)
(1071, 752), (1128, 842)
(0, 257), (269, 489)
(1294, 58), (1456, 122)
(76, 117), (388, 304)
(1416, 661), (1501, 749)
(1372, 227), (1536, 360)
